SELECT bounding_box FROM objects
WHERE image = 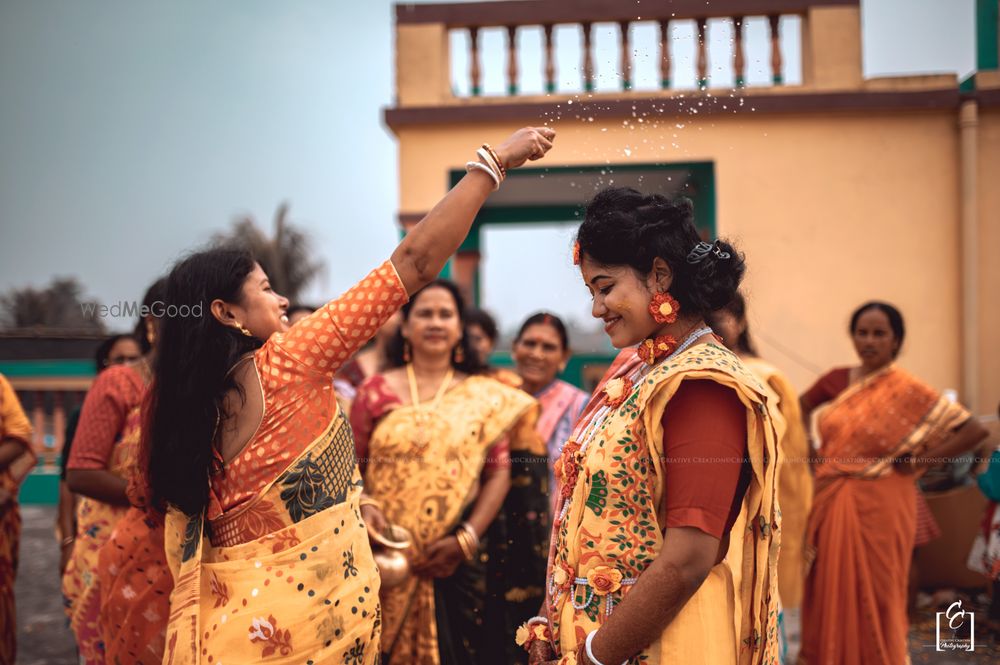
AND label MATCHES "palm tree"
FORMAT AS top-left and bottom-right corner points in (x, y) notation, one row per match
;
(214, 202), (324, 303)
(0, 277), (104, 331)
